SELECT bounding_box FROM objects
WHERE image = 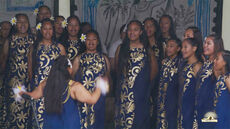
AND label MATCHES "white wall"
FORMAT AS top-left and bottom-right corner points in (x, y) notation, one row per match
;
(222, 0), (230, 50)
(59, 0), (70, 19)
